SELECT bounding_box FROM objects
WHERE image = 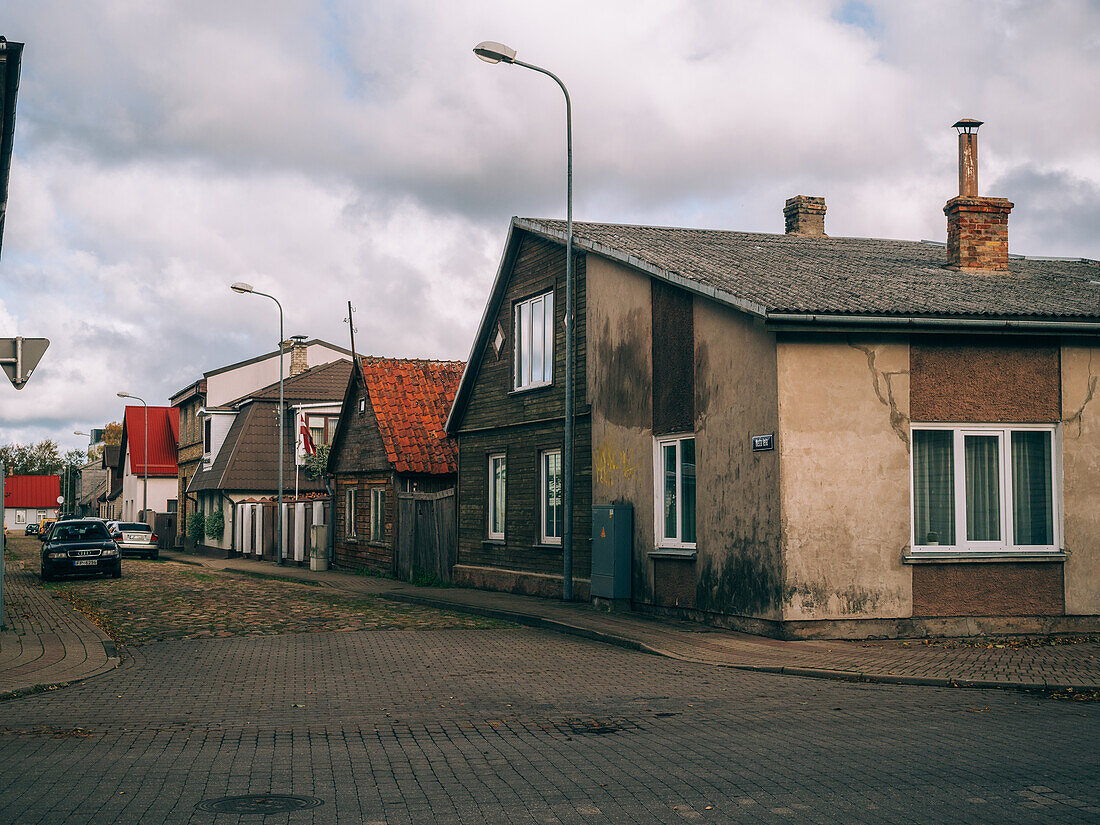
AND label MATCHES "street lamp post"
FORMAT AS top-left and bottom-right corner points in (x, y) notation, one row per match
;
(116, 393), (148, 521)
(231, 282), (286, 565)
(74, 430), (90, 517)
(474, 40), (576, 601)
